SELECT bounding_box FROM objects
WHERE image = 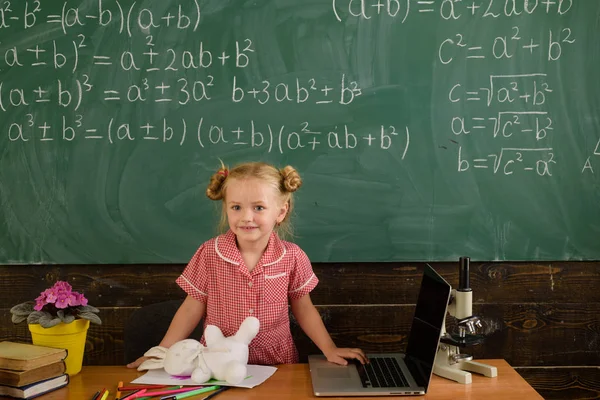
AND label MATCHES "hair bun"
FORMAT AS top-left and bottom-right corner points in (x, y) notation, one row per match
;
(281, 166), (302, 192)
(206, 168), (228, 200)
